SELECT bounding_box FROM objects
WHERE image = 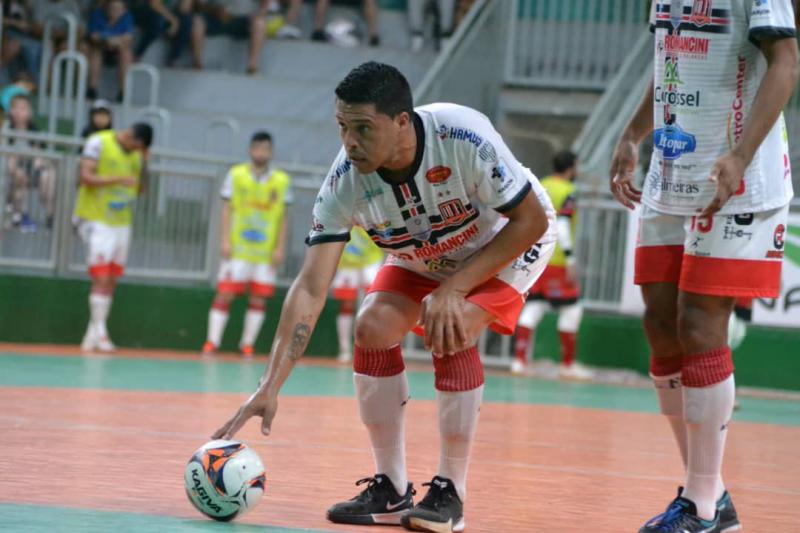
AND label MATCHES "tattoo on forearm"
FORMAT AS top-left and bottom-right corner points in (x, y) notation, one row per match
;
(287, 323), (311, 362)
